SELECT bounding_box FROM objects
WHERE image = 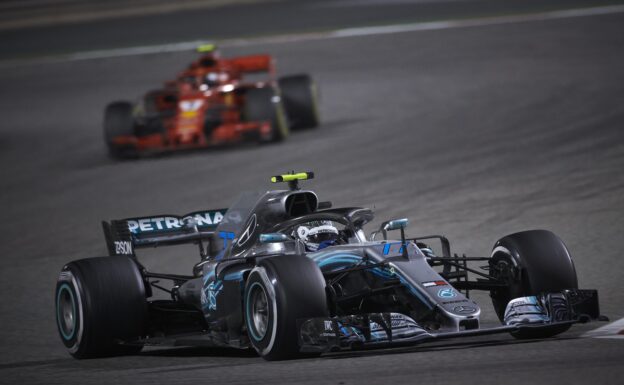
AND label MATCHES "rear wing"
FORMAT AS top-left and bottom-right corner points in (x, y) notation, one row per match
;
(229, 55), (275, 76)
(102, 209), (227, 256)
